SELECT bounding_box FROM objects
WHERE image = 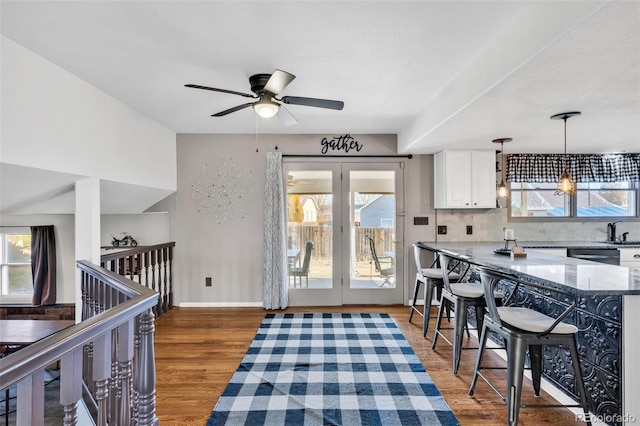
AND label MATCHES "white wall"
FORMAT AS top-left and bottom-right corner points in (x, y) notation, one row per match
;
(0, 212), (172, 304)
(101, 213), (171, 249)
(0, 215), (76, 303)
(0, 36), (176, 191)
